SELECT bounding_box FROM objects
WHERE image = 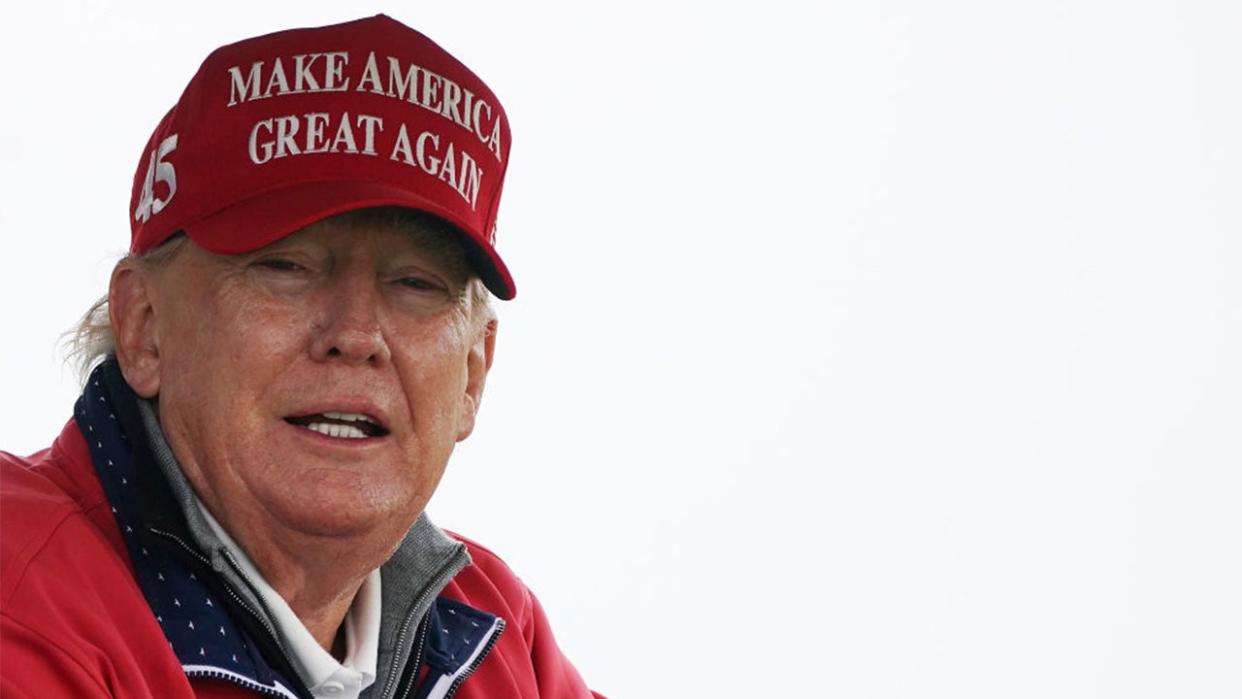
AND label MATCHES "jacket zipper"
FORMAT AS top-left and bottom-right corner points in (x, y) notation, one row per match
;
(397, 614), (433, 699)
(147, 527), (285, 650)
(399, 612), (505, 699)
(181, 666), (298, 699)
(439, 619), (506, 699)
(146, 526), (310, 699)
(218, 547), (288, 653)
(148, 527), (492, 699)
(383, 547), (469, 699)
